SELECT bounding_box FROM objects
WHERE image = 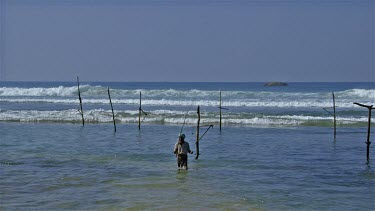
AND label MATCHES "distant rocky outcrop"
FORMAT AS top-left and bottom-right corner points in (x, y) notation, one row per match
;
(264, 82), (288, 86)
